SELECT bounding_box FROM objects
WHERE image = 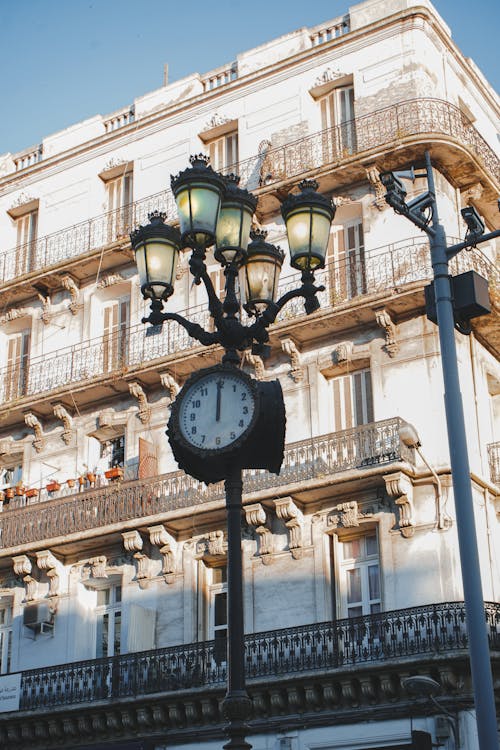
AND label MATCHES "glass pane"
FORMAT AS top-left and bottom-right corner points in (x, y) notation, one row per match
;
(114, 611), (121, 655)
(342, 538), (361, 561)
(97, 588), (110, 606)
(346, 568), (362, 604)
(96, 613), (108, 658)
(214, 592), (227, 627)
(347, 606), (363, 618)
(368, 564), (380, 599)
(370, 602), (381, 614)
(114, 585), (122, 604)
(366, 533), (378, 556)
